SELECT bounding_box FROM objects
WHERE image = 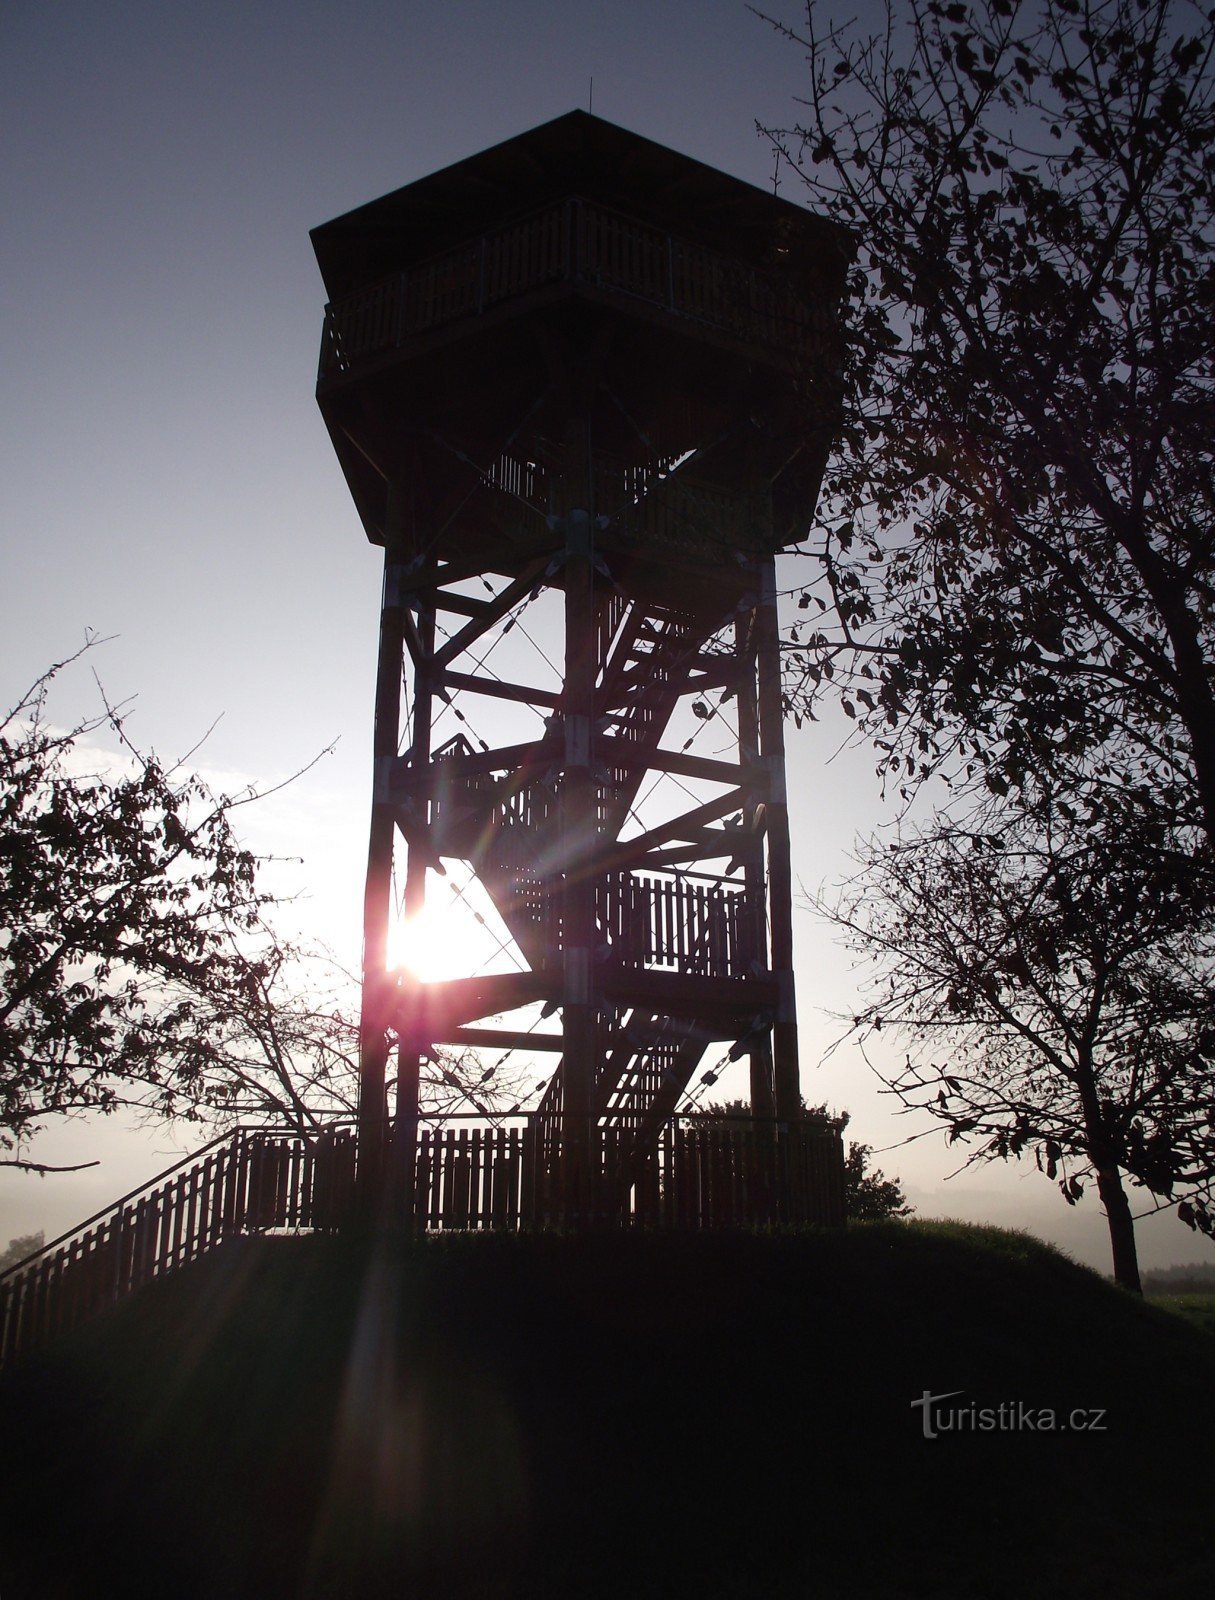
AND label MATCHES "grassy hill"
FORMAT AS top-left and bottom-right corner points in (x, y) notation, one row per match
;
(1, 1222), (1212, 1599)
